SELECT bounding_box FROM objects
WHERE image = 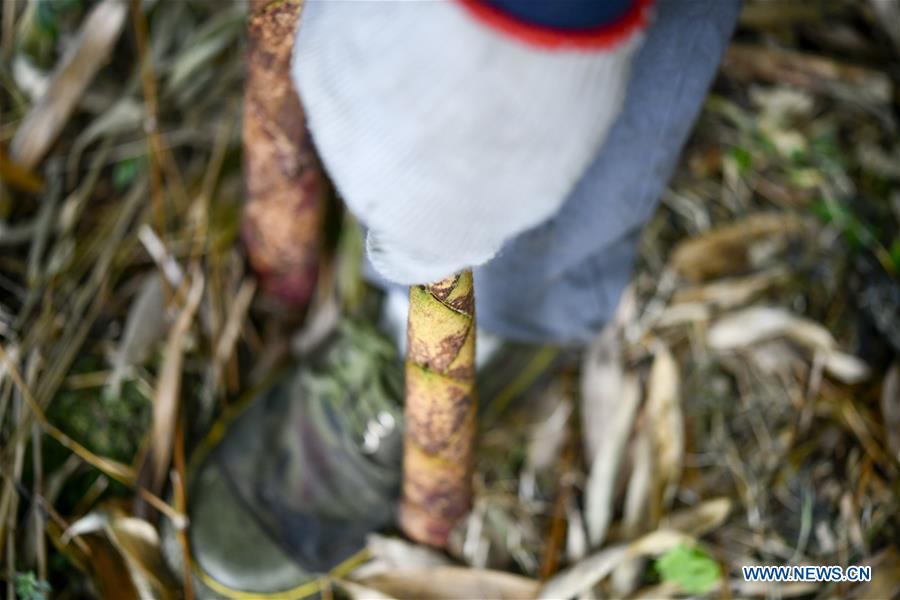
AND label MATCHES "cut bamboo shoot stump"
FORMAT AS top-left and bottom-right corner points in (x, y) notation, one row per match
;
(400, 271), (477, 547)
